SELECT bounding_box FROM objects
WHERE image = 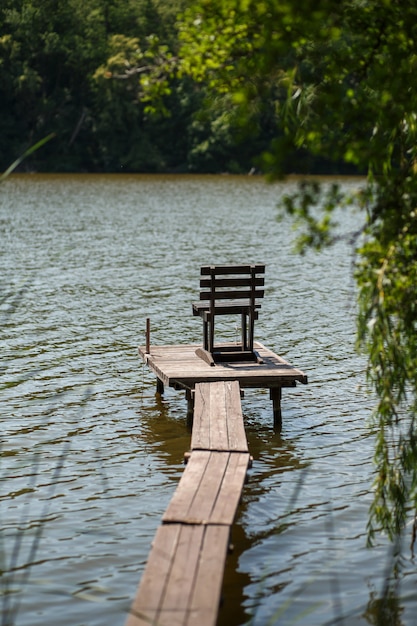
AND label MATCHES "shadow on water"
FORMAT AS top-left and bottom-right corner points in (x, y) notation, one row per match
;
(220, 414), (308, 626)
(364, 589), (404, 626)
(362, 535), (406, 626)
(136, 389), (192, 470)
